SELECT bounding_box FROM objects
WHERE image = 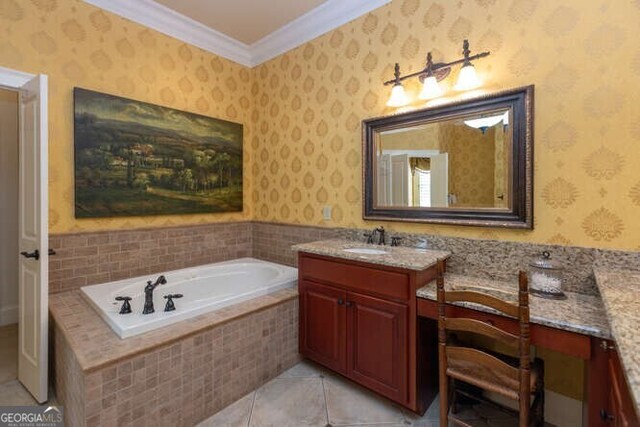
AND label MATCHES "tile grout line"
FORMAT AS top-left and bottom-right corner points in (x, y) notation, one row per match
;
(246, 390), (257, 427)
(321, 375), (331, 426)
